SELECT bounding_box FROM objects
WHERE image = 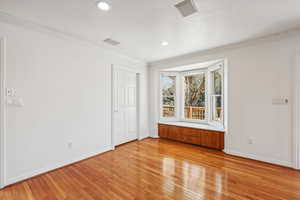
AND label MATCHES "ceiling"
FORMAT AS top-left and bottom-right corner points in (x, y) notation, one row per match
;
(1, 0), (300, 62)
